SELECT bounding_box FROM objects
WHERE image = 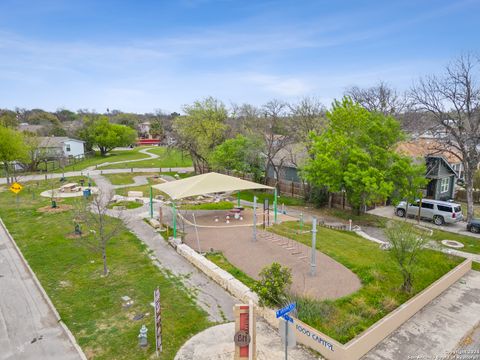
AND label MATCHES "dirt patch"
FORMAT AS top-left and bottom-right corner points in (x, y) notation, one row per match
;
(65, 232), (89, 239)
(37, 204), (73, 213)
